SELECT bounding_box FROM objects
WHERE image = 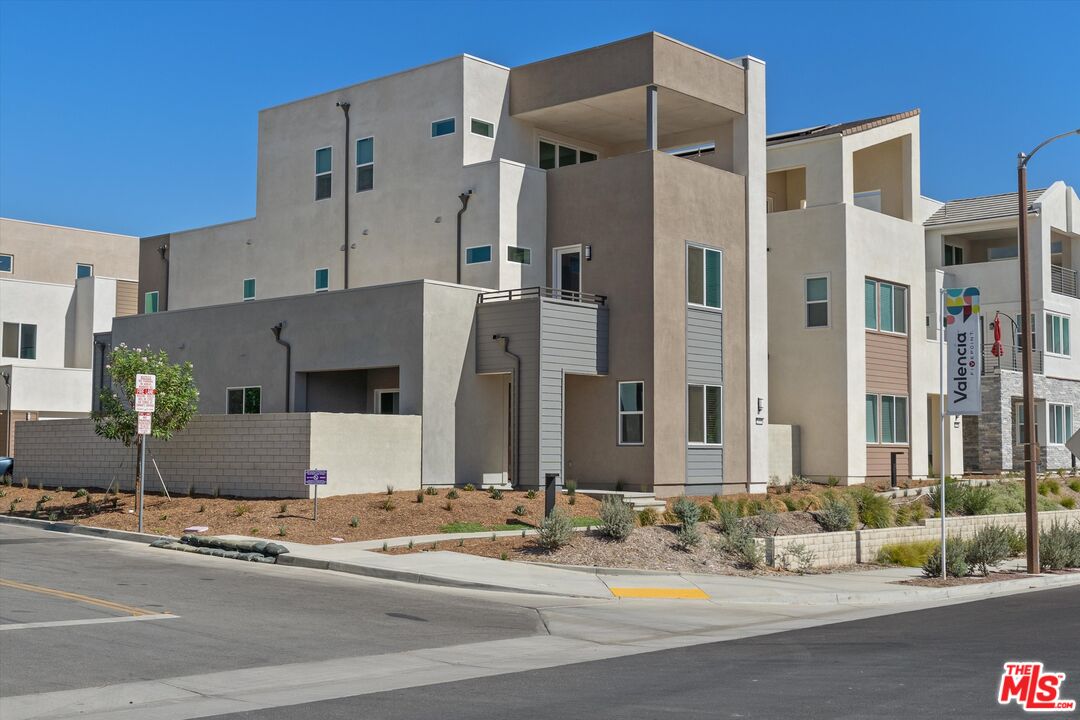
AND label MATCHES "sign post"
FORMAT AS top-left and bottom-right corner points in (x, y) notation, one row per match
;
(940, 287), (982, 578)
(305, 469), (327, 522)
(134, 374), (157, 533)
